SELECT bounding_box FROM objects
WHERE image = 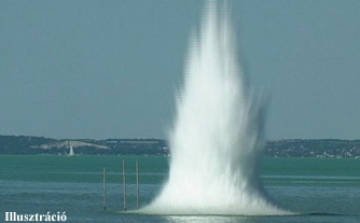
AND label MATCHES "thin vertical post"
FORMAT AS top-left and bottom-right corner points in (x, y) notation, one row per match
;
(123, 159), (126, 211)
(136, 160), (140, 209)
(103, 167), (107, 211)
